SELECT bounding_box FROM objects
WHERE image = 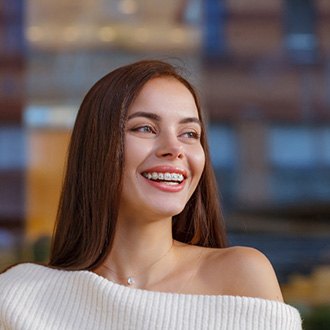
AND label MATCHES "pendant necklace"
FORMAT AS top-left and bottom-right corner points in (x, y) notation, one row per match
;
(102, 240), (174, 286)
